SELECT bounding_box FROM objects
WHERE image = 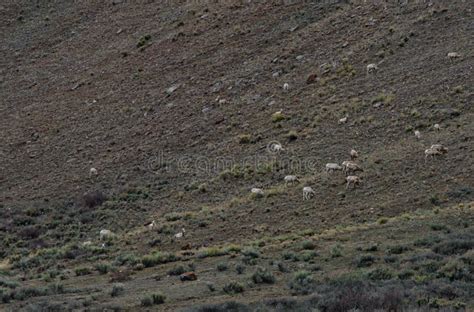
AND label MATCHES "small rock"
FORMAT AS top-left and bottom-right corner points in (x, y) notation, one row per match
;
(180, 272), (197, 282)
(210, 82), (223, 93)
(296, 55), (304, 61)
(306, 73), (317, 84)
(166, 84), (179, 94)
